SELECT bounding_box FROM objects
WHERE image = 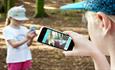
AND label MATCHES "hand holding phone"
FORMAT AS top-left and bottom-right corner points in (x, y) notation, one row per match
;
(29, 25), (36, 32)
(37, 27), (74, 51)
(28, 25), (37, 39)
